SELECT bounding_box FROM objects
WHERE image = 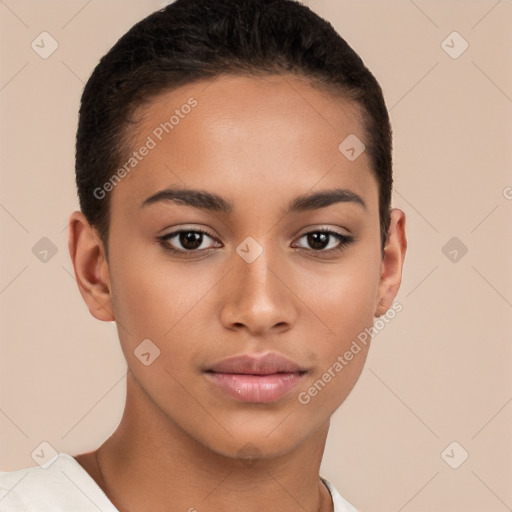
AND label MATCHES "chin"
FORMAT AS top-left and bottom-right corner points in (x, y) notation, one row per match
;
(193, 420), (318, 462)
